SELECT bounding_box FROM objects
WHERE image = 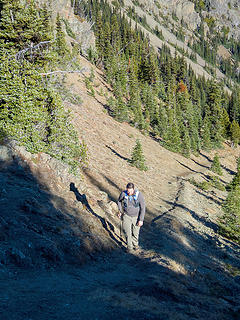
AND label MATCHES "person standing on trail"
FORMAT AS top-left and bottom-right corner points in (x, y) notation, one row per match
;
(117, 182), (145, 253)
